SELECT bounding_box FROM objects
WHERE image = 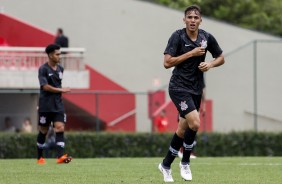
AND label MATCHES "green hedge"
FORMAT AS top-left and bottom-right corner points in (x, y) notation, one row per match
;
(0, 132), (282, 158)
